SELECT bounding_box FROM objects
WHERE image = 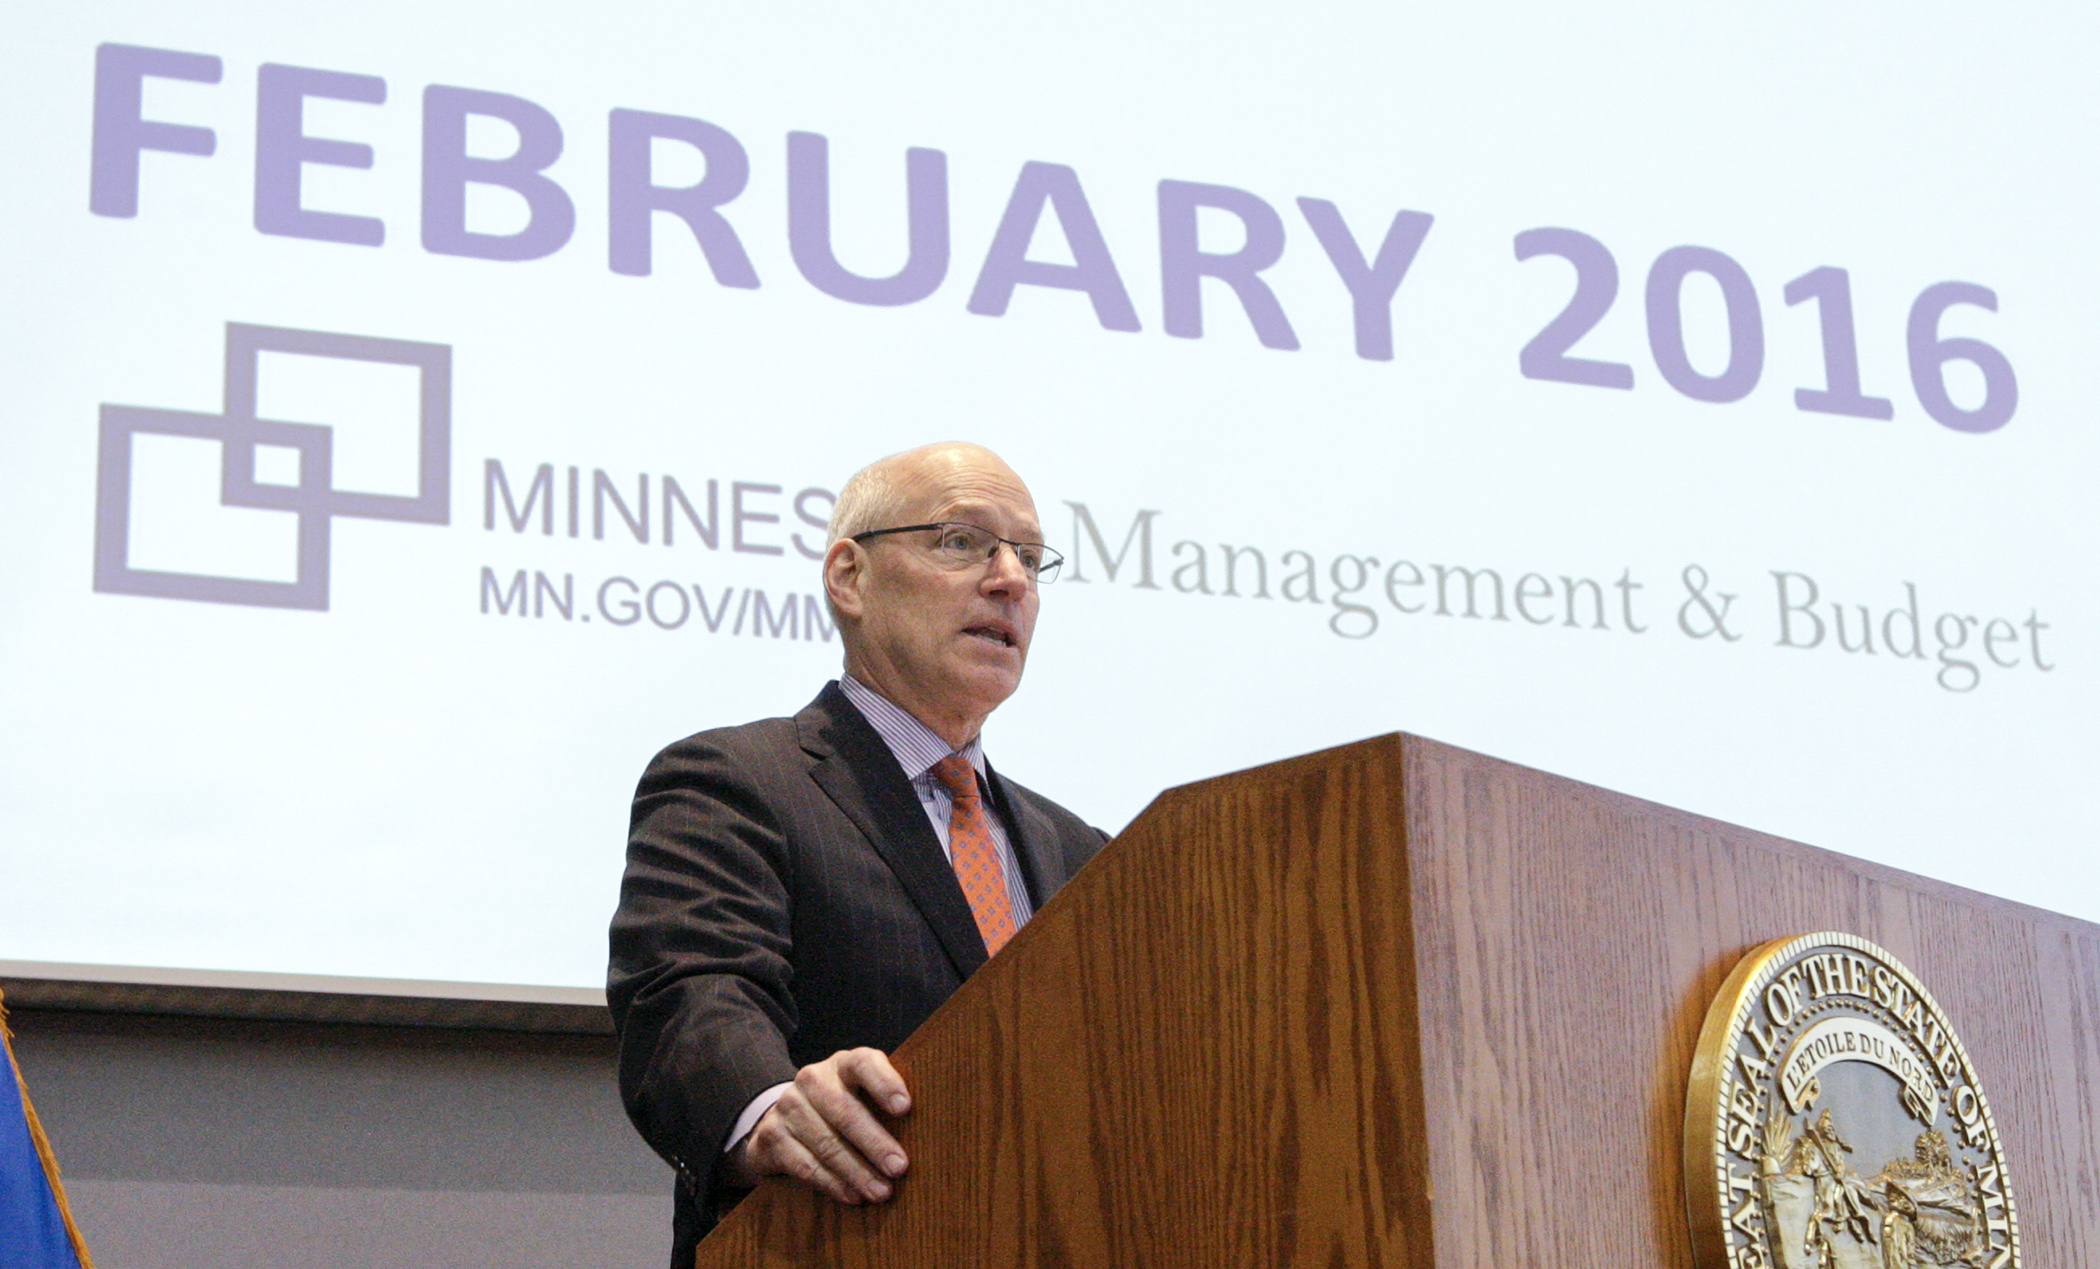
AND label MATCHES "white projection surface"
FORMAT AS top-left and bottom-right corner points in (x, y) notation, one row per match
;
(3, 4), (2097, 990)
